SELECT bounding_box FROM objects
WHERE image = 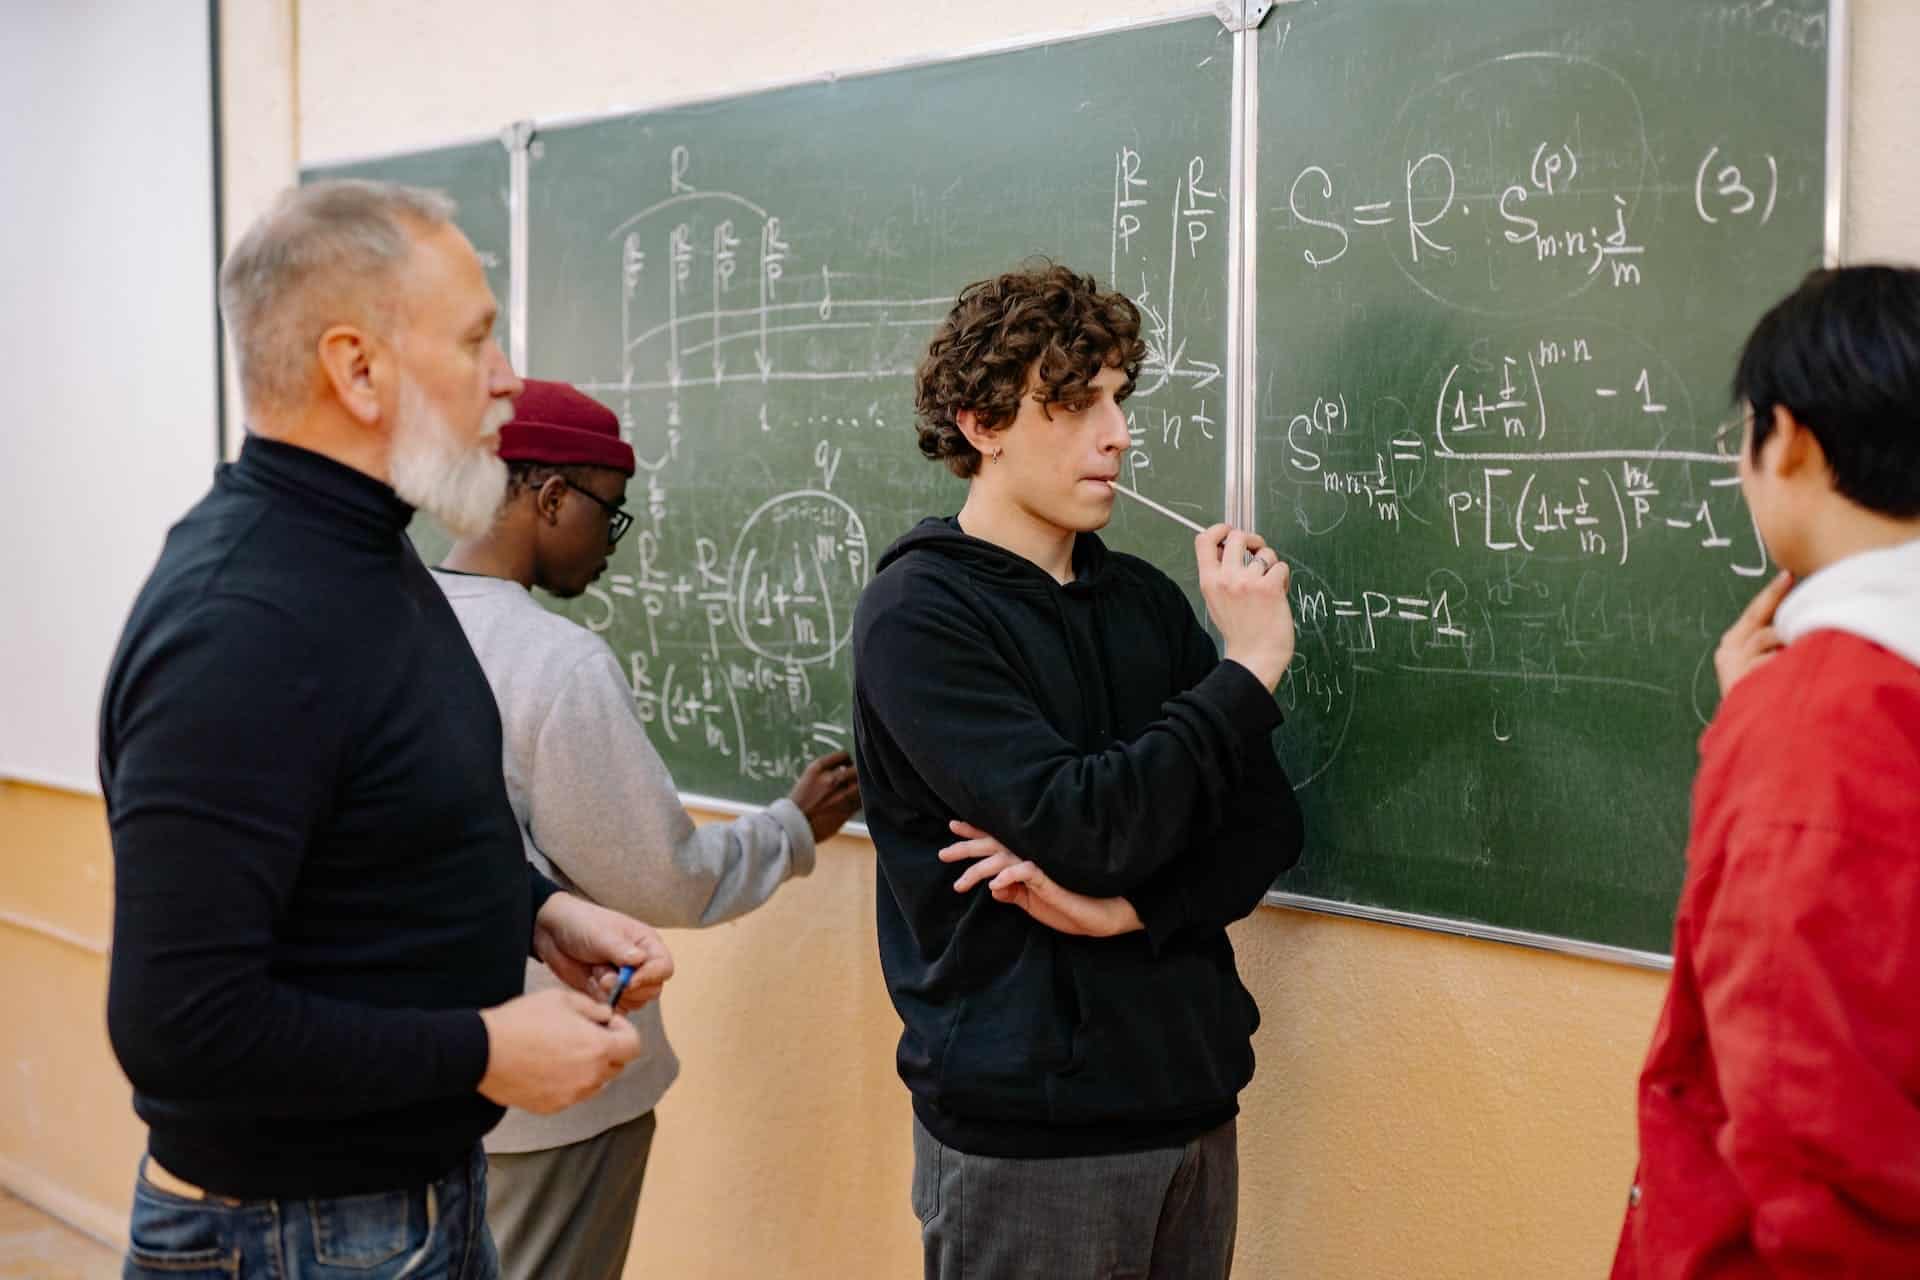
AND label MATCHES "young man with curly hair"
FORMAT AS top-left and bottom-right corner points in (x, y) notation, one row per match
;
(851, 262), (1304, 1277)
